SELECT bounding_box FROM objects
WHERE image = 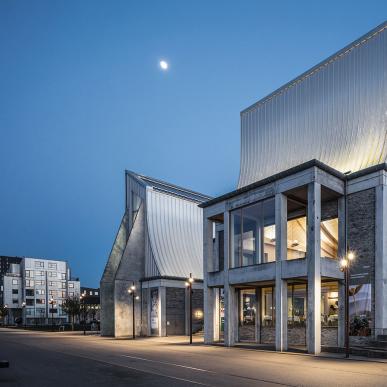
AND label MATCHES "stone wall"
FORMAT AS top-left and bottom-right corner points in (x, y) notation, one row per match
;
(348, 188), (375, 336)
(166, 287), (185, 335)
(288, 327), (306, 346)
(192, 289), (204, 332)
(321, 327), (338, 346)
(239, 325), (255, 341)
(261, 327), (275, 344)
